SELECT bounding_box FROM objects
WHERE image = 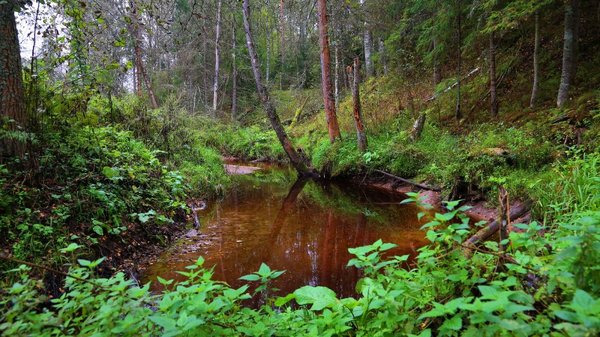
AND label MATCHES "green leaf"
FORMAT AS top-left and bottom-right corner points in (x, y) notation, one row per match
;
(239, 274), (260, 282)
(102, 166), (121, 179)
(60, 243), (81, 253)
(92, 225), (104, 236)
(441, 315), (462, 331)
(257, 263), (271, 275)
(293, 286), (337, 311)
(149, 315), (177, 331)
(275, 293), (296, 307)
(78, 259), (91, 267)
